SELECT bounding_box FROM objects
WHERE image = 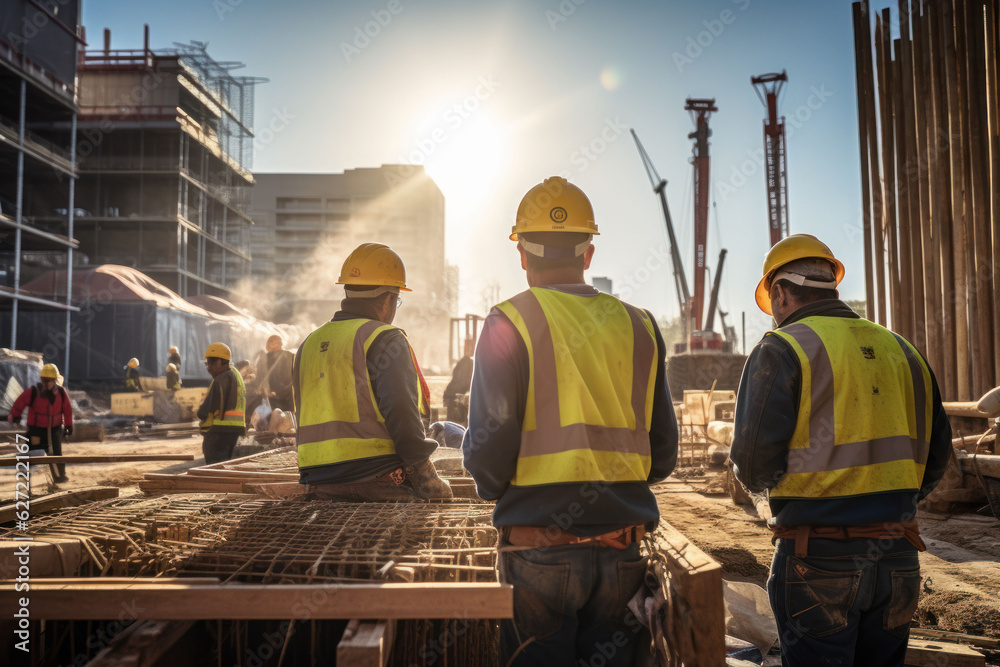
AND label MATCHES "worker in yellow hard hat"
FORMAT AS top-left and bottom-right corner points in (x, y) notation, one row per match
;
(461, 176), (679, 665)
(293, 242), (452, 501)
(123, 357), (142, 392)
(8, 363), (73, 483)
(195, 342), (246, 463)
(730, 234), (952, 666)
